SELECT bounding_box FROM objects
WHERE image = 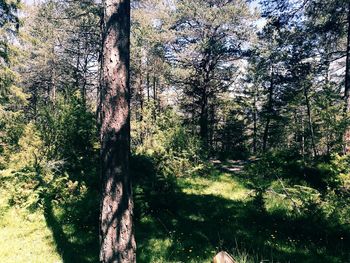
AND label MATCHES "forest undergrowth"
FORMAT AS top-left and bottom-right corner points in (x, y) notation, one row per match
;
(1, 152), (349, 262)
